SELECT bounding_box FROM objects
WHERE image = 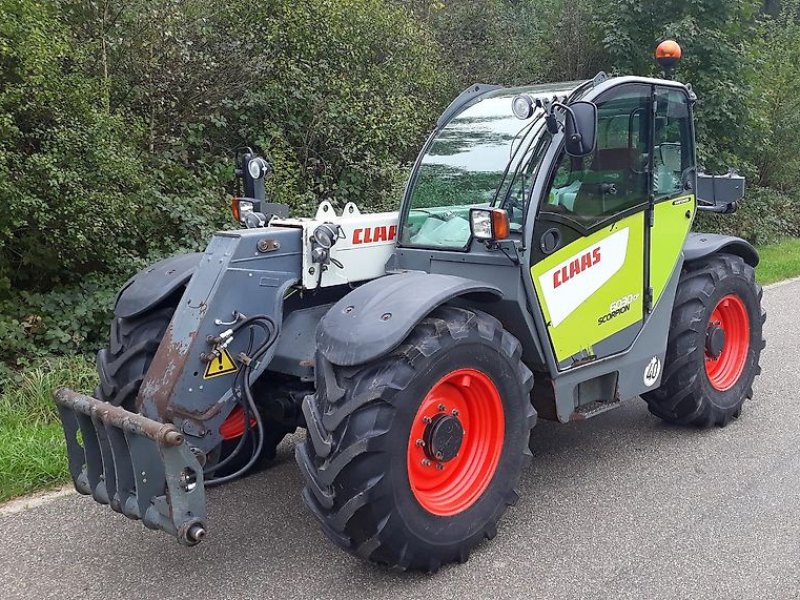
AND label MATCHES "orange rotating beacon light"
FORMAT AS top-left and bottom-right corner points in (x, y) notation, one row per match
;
(655, 39), (682, 79)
